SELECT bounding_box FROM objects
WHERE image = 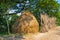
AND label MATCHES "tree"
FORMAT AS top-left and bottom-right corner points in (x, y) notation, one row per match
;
(0, 0), (18, 34)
